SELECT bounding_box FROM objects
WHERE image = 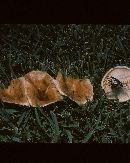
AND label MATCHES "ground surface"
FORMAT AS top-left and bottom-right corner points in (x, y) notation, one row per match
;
(0, 24), (130, 143)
